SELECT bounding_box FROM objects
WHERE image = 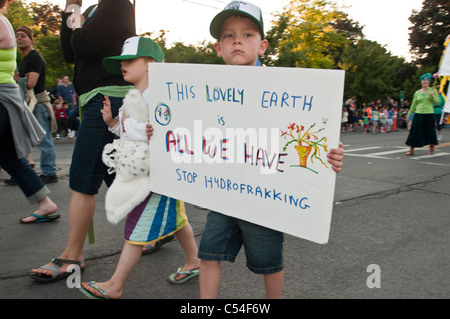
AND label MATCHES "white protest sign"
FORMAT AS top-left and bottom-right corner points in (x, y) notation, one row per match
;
(148, 63), (344, 244)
